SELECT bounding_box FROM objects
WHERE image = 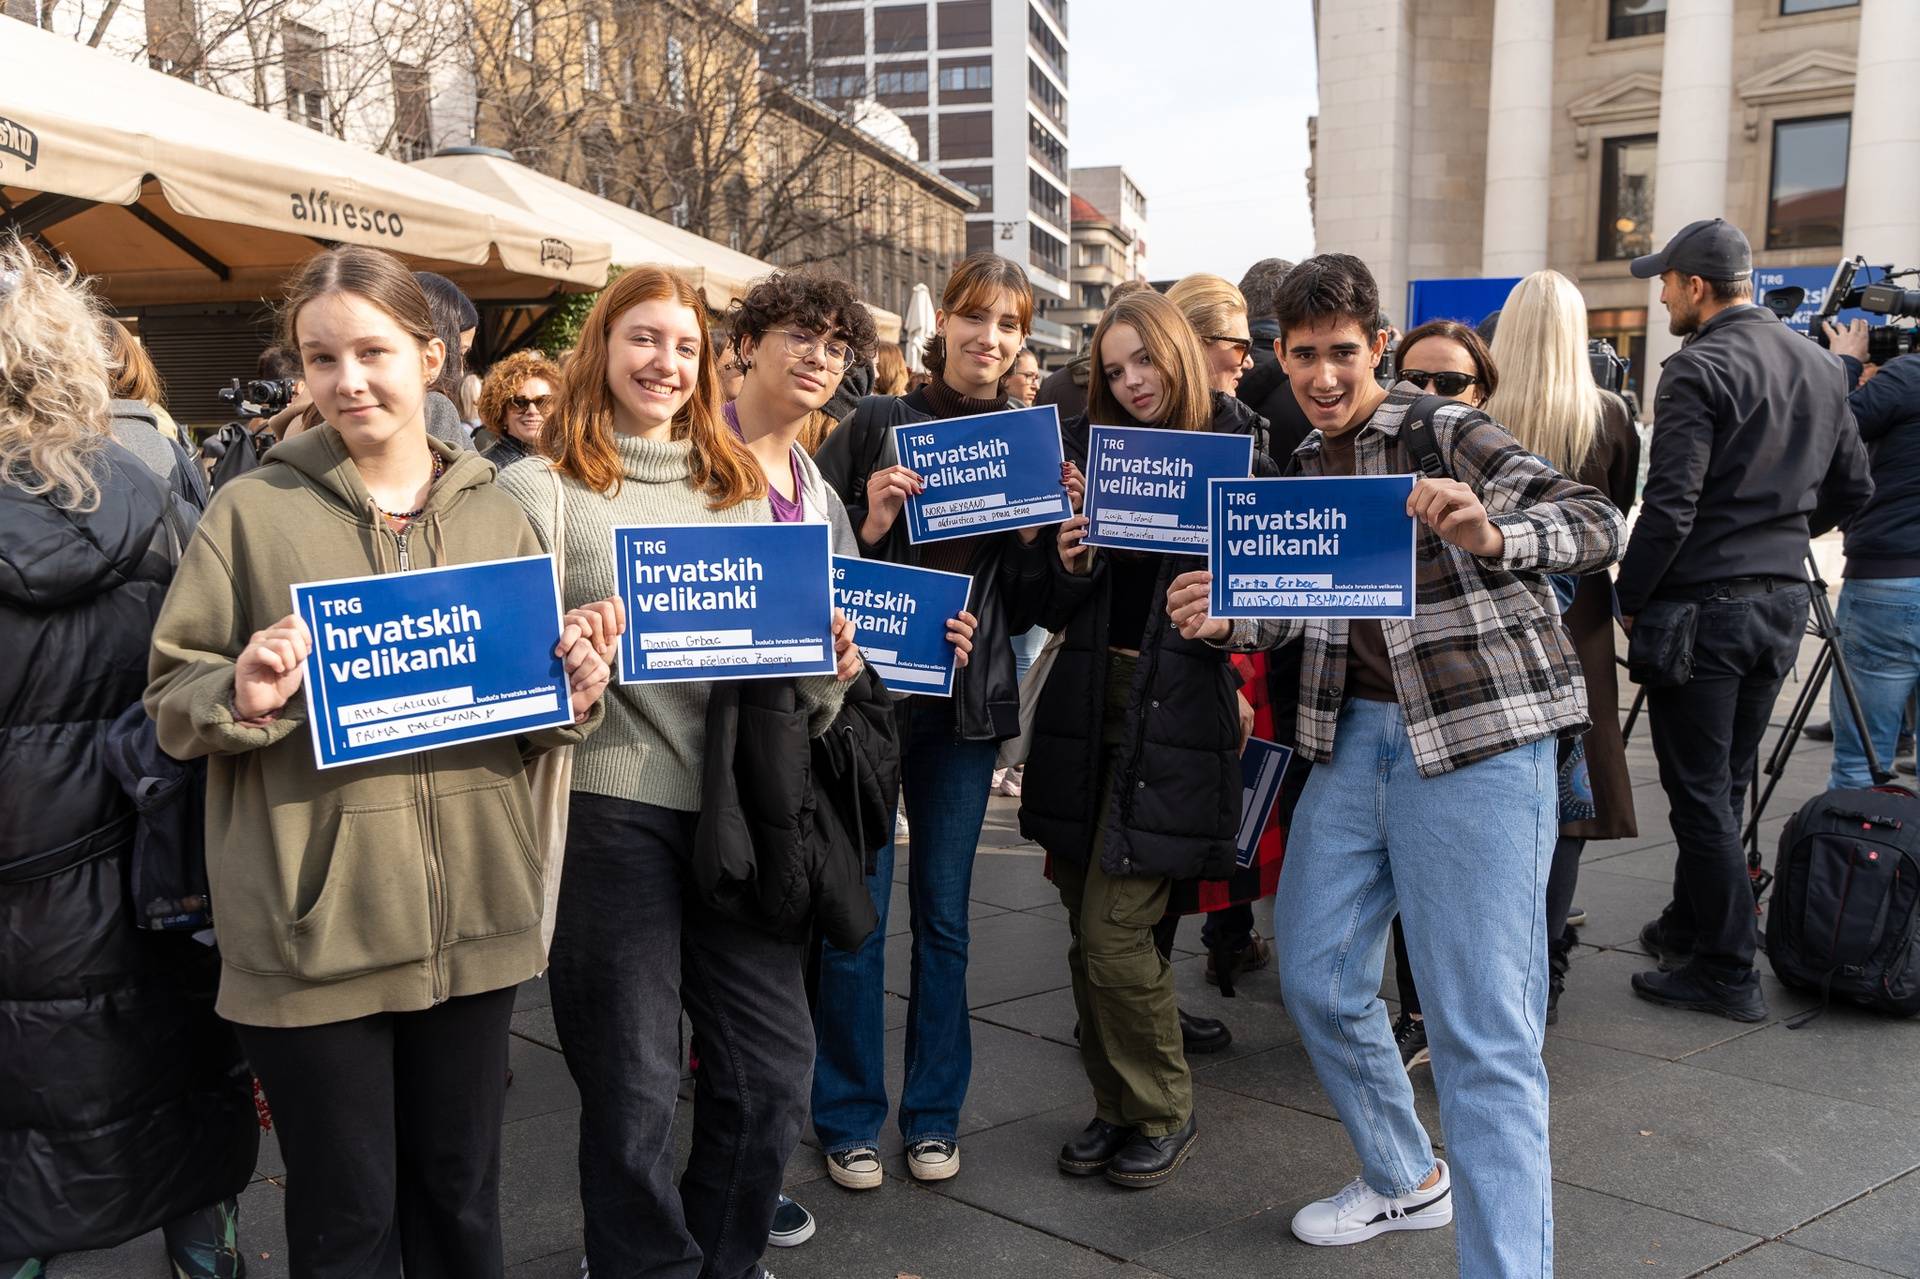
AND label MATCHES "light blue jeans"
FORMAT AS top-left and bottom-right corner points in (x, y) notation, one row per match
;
(1830, 577), (1920, 790)
(1275, 699), (1555, 1278)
